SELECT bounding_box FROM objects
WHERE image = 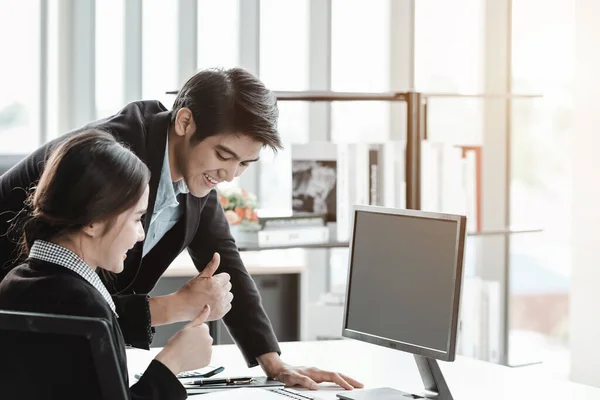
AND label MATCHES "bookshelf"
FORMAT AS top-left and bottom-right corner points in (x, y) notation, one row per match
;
(272, 90), (541, 216)
(235, 227), (543, 252)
